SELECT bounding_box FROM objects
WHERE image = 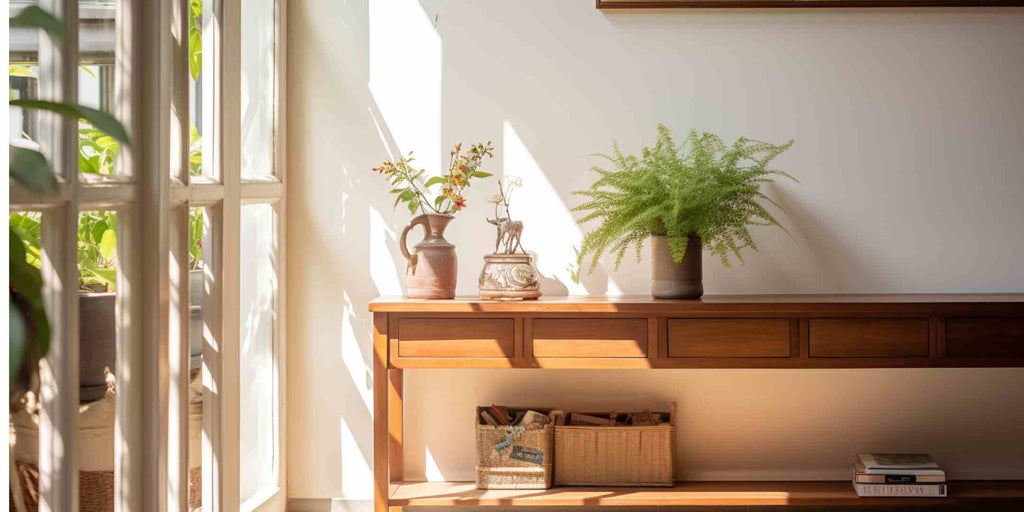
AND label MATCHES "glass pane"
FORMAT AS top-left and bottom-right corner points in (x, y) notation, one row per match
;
(78, 0), (121, 176)
(239, 204), (278, 502)
(10, 2), (41, 145)
(188, 207), (207, 511)
(239, 0), (275, 179)
(77, 210), (121, 507)
(190, 0), (204, 179)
